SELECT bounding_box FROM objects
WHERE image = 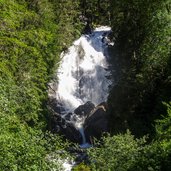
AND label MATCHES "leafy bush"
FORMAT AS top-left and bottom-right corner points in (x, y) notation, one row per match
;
(0, 112), (70, 170)
(155, 102), (171, 170)
(73, 163), (91, 171)
(0, 0), (80, 170)
(87, 131), (166, 171)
